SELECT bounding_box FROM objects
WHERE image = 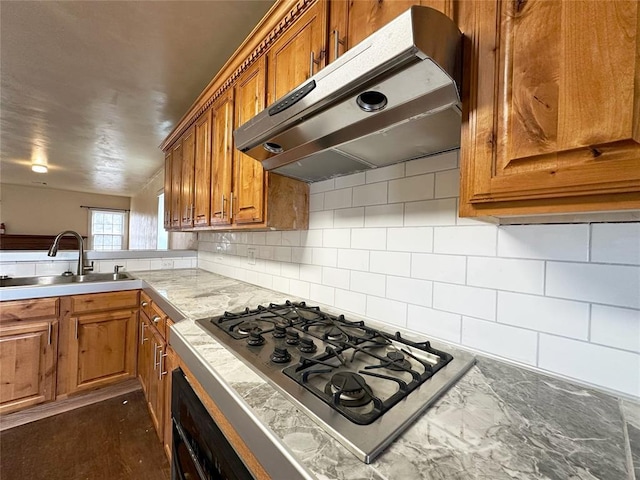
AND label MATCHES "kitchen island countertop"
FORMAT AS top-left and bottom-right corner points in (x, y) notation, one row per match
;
(136, 268), (639, 480)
